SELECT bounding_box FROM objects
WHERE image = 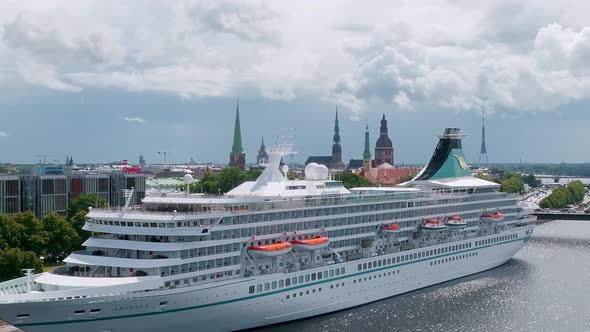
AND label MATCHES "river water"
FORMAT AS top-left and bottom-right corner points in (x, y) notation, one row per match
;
(2, 220), (589, 332)
(255, 220), (590, 332)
